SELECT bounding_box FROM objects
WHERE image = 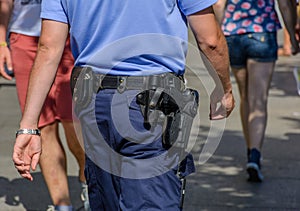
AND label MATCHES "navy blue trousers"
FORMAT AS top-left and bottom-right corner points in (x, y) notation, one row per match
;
(79, 89), (194, 210)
